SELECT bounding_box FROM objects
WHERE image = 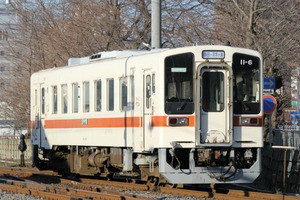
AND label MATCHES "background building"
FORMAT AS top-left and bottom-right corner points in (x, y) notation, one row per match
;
(0, 0), (26, 137)
(0, 0), (16, 92)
